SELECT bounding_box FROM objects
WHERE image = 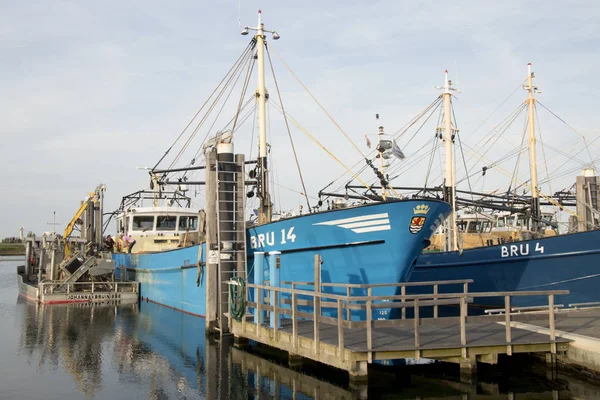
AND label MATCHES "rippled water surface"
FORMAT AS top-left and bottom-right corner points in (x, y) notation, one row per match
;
(1, 257), (600, 399)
